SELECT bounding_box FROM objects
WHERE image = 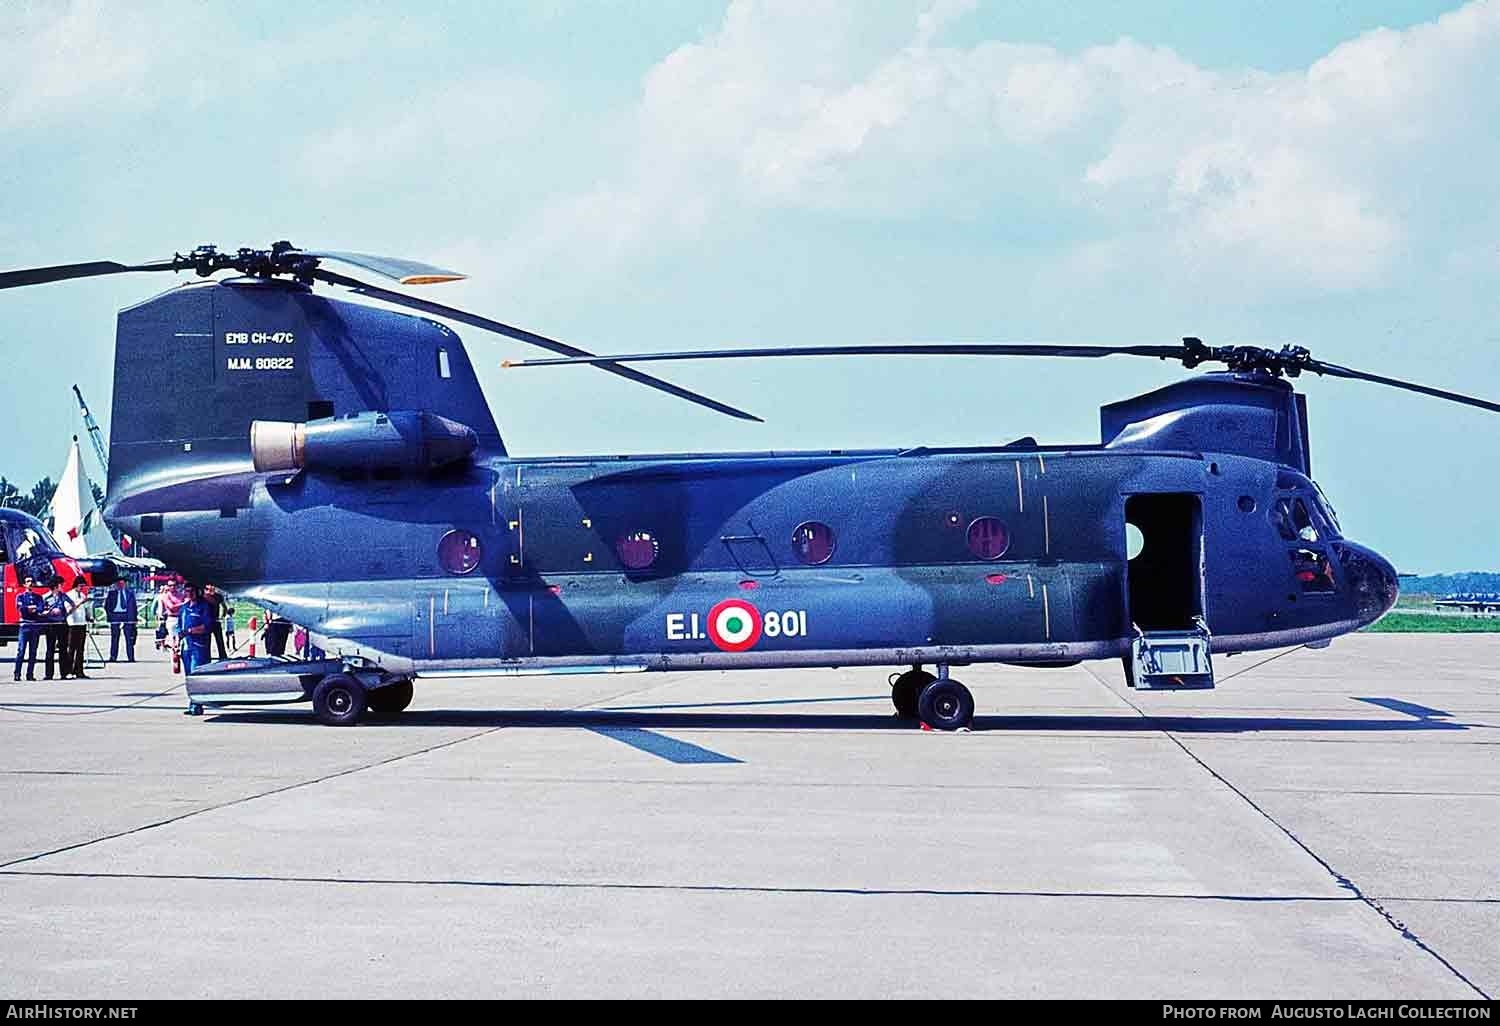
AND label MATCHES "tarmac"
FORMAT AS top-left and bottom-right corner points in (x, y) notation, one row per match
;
(0, 633), (1495, 999)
